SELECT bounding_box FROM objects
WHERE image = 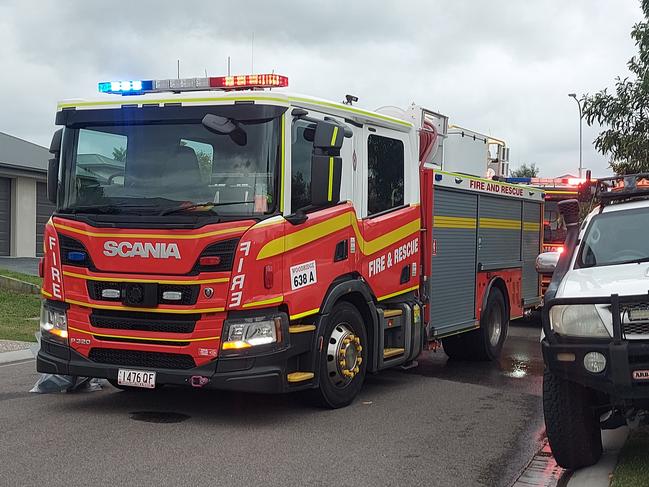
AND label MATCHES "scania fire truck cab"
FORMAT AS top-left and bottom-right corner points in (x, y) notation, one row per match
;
(38, 74), (544, 408)
(542, 174), (649, 469)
